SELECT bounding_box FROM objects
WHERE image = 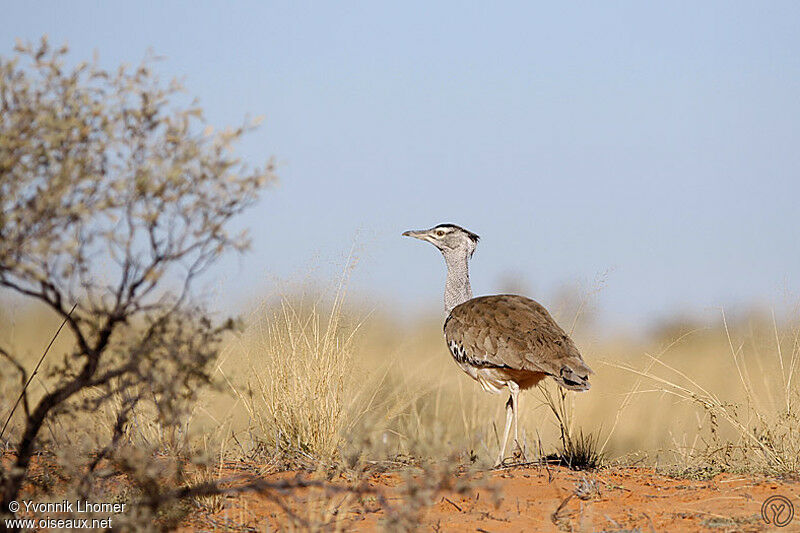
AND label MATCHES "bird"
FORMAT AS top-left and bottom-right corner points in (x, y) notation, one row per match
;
(402, 223), (593, 465)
